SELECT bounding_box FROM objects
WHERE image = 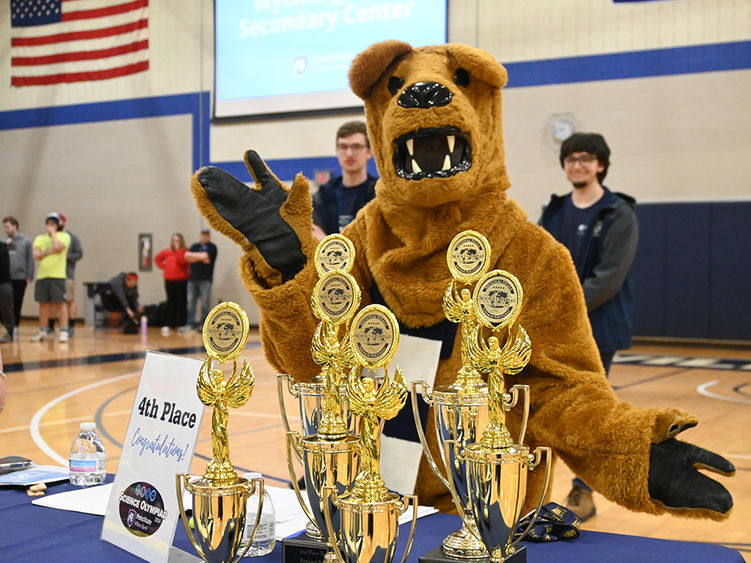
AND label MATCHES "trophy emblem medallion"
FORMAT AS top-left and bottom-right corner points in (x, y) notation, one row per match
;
(312, 271), (361, 326)
(447, 230), (491, 284)
(472, 270), (523, 331)
(315, 233), (356, 276)
(350, 305), (399, 369)
(202, 301), (249, 363)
